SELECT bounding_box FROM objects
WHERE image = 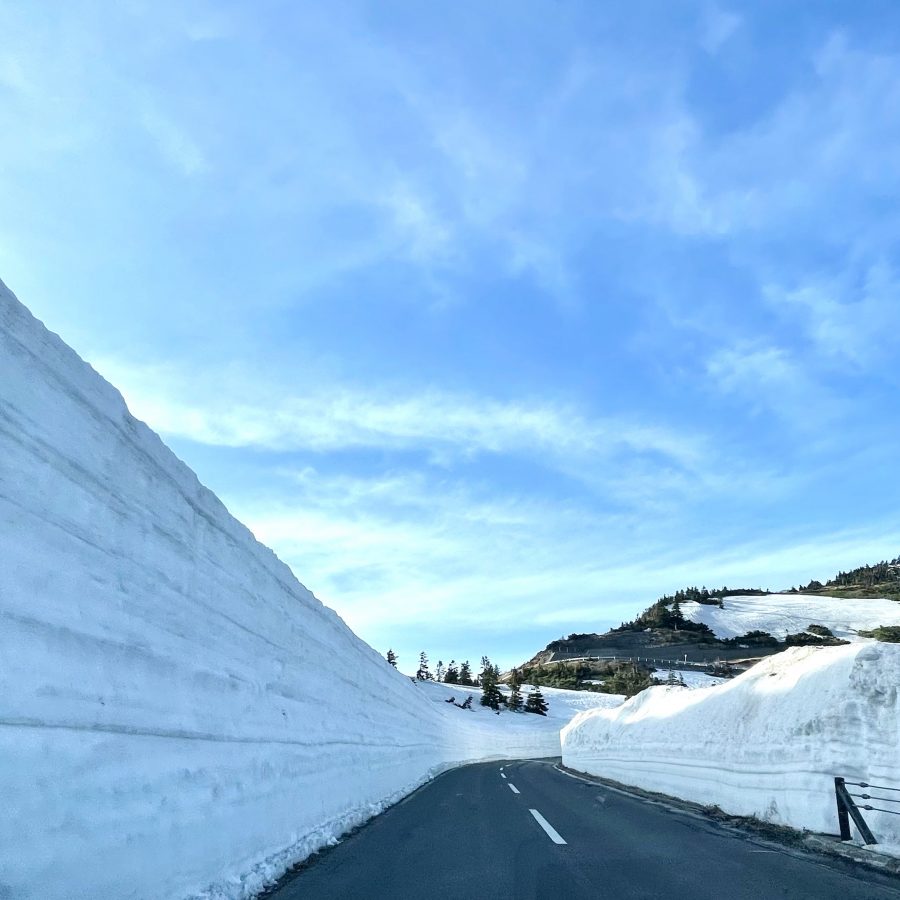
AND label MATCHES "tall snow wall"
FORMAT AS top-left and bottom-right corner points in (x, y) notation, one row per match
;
(562, 643), (900, 847)
(0, 281), (547, 900)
